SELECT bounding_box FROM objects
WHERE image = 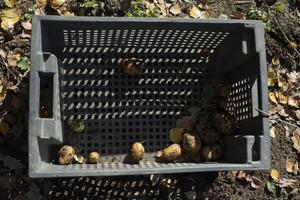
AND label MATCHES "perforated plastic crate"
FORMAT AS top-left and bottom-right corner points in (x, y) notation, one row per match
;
(29, 16), (269, 177)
